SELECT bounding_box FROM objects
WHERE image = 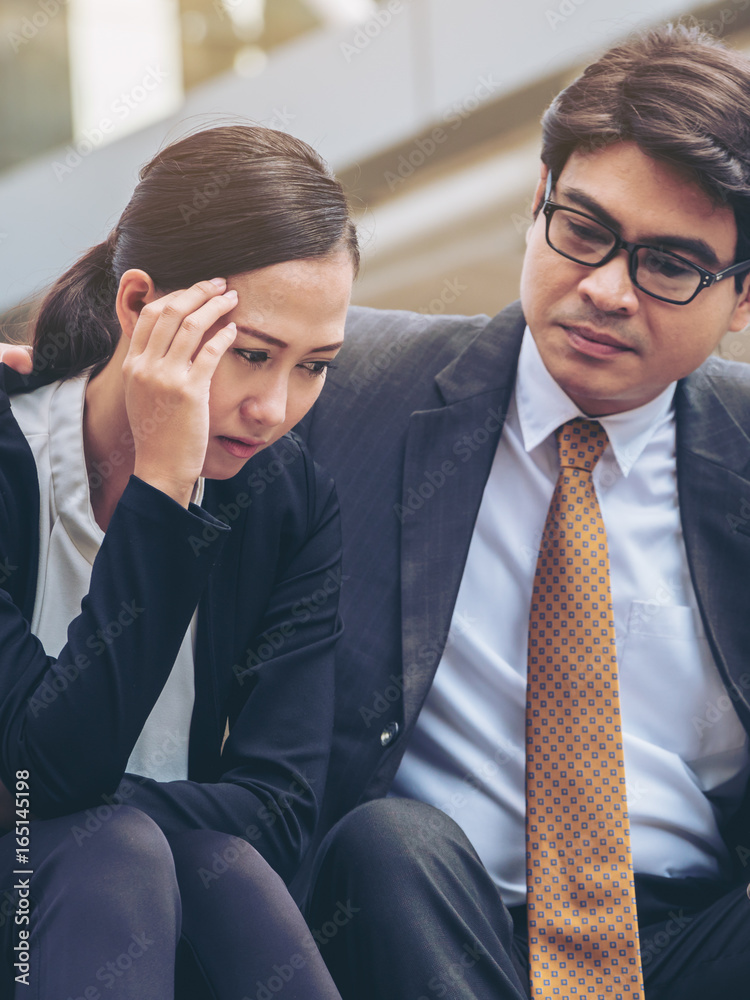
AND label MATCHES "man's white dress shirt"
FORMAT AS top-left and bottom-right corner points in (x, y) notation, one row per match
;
(393, 328), (750, 906)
